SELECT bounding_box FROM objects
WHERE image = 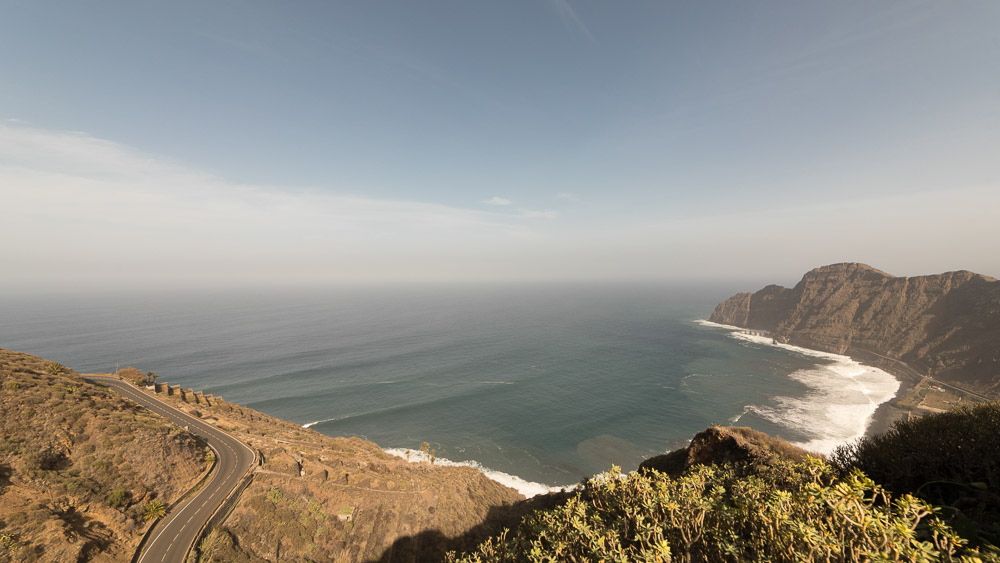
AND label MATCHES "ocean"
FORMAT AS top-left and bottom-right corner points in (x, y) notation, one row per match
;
(0, 284), (899, 496)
